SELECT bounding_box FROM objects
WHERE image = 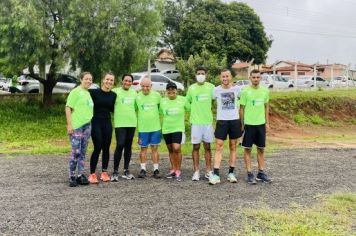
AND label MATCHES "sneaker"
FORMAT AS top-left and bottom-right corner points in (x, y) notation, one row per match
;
(110, 172), (119, 182)
(153, 169), (161, 179)
(227, 173), (238, 183)
(122, 170), (135, 180)
(192, 171), (200, 181)
(247, 172), (257, 185)
(69, 176), (78, 187)
(204, 171), (213, 179)
(88, 173), (99, 184)
(138, 169), (147, 178)
(209, 174), (221, 185)
(100, 172), (110, 182)
(165, 169), (176, 179)
(256, 171), (272, 183)
(175, 171), (182, 182)
(76, 174), (89, 185)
